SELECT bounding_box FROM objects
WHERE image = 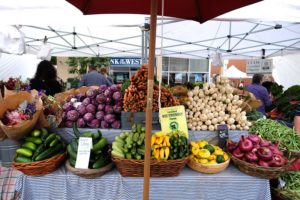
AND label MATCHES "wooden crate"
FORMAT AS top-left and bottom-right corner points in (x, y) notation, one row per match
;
(121, 112), (161, 130)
